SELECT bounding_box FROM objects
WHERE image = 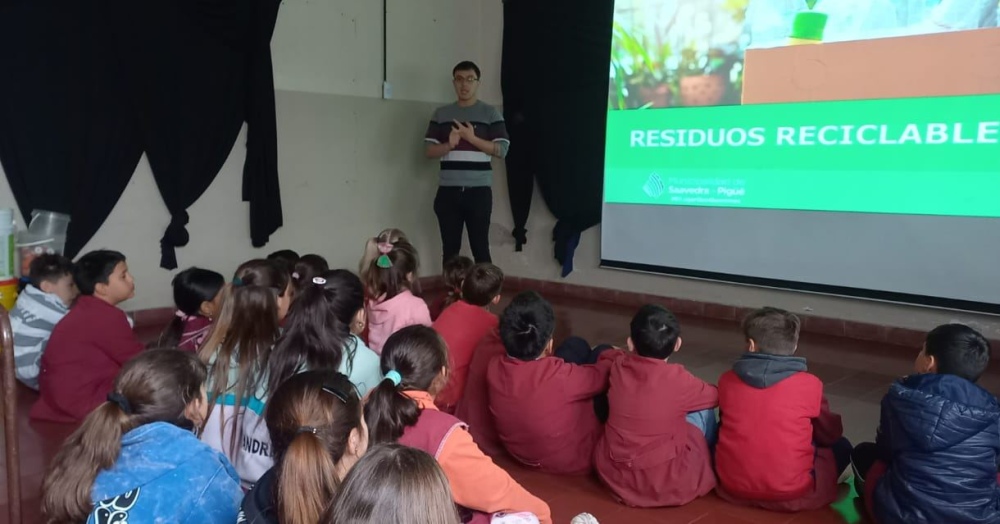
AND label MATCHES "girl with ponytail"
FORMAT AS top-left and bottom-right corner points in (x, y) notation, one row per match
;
(41, 350), (241, 524)
(364, 237), (431, 354)
(240, 270), (382, 487)
(364, 325), (552, 524)
(239, 370), (368, 524)
(199, 259), (291, 488)
(269, 270), (382, 397)
(157, 267), (225, 351)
